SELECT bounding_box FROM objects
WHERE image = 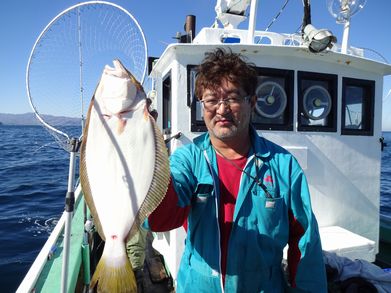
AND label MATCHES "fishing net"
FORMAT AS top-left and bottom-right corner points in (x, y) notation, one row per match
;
(26, 1), (147, 151)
